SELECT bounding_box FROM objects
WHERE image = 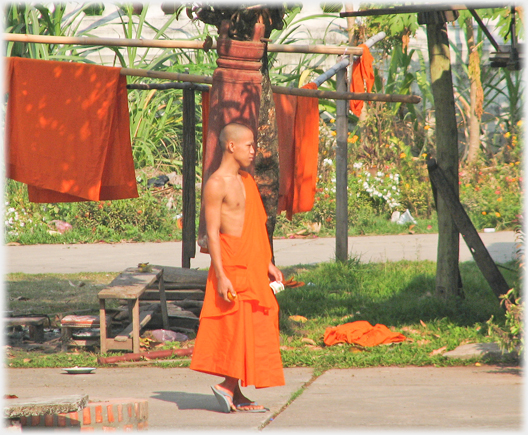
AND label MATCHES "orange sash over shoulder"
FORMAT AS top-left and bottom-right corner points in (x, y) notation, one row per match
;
(199, 171), (277, 318)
